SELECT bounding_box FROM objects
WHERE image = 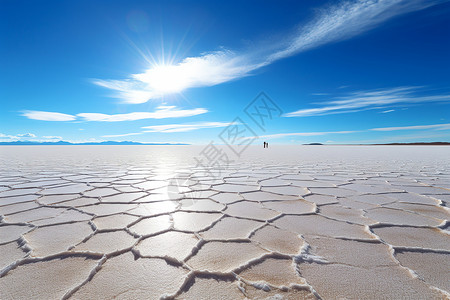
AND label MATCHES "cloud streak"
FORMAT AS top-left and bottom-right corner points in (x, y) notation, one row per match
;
(78, 106), (207, 122)
(101, 133), (143, 138)
(93, 50), (252, 104)
(93, 0), (440, 103)
(101, 121), (233, 138)
(265, 0), (439, 62)
(22, 106), (207, 122)
(22, 111), (76, 121)
(17, 133), (36, 138)
(142, 121), (232, 133)
(244, 122), (450, 141)
(0, 133), (18, 140)
(255, 131), (359, 140)
(284, 86), (450, 117)
(370, 123), (450, 131)
(0, 133), (62, 141)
